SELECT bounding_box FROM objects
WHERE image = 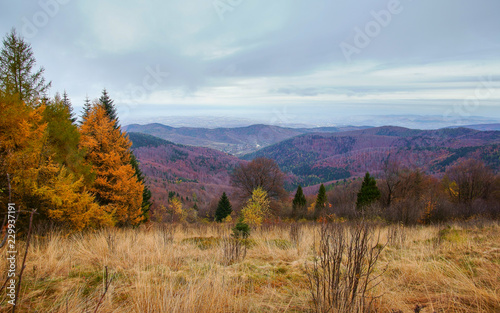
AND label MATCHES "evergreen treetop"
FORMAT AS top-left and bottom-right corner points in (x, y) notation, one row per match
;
(81, 95), (92, 124)
(356, 172), (381, 211)
(314, 183), (327, 217)
(215, 192), (232, 222)
(62, 90), (76, 123)
(99, 88), (119, 128)
(0, 28), (51, 103)
(292, 185), (306, 217)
